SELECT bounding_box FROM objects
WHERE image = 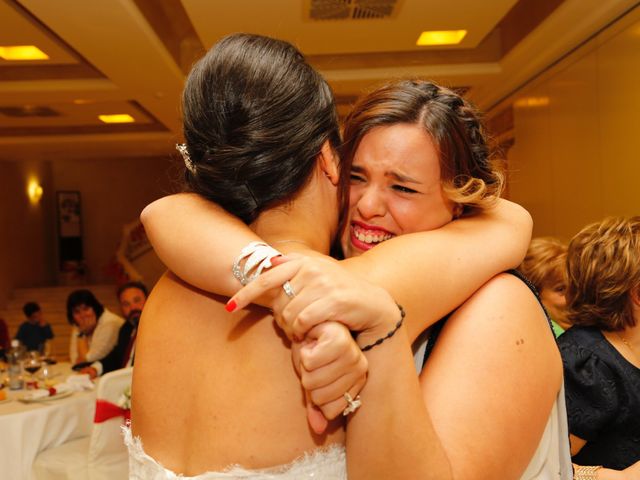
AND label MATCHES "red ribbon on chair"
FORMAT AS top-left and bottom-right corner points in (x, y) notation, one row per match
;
(94, 399), (131, 423)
